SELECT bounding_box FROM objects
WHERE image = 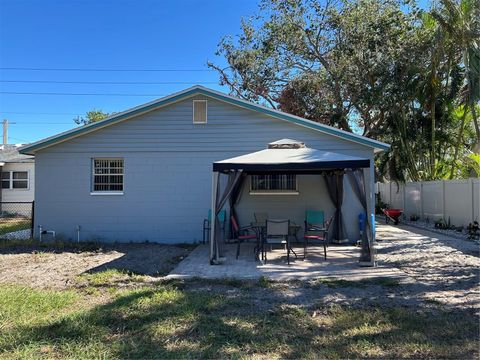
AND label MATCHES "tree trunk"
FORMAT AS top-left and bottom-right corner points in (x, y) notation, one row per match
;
(430, 100), (436, 179)
(471, 103), (480, 153)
